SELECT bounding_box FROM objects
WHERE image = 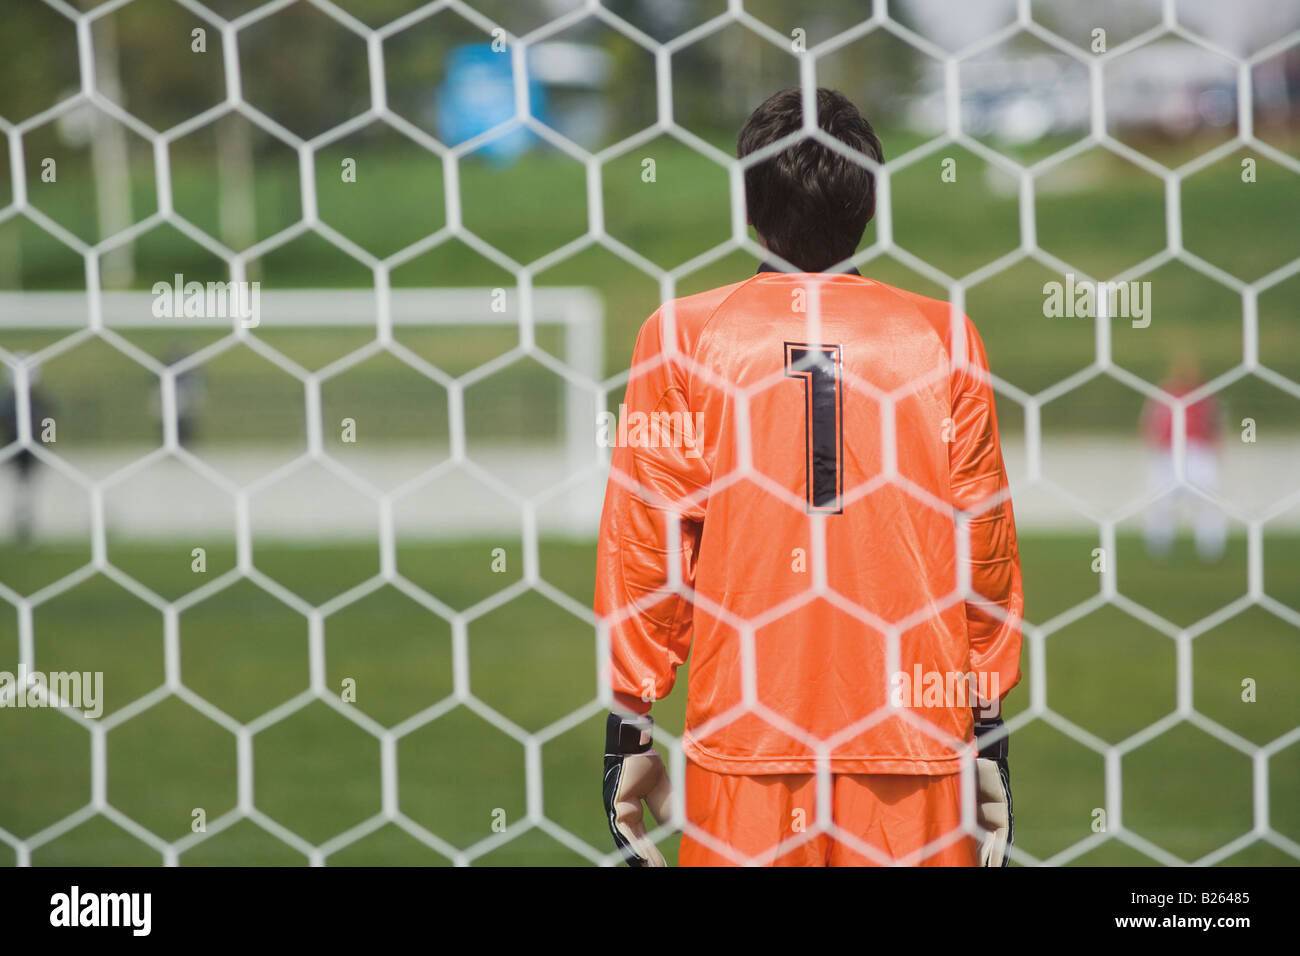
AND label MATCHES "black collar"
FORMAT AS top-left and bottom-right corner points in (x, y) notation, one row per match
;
(757, 261), (861, 276)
